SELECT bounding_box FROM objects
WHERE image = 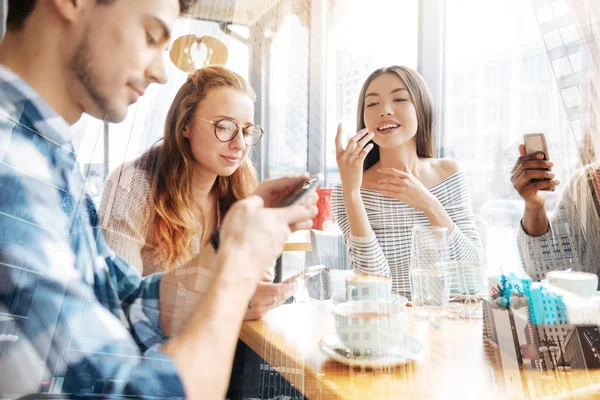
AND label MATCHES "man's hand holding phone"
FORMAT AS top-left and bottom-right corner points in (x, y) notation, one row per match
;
(205, 174), (319, 320)
(210, 174), (320, 251)
(511, 134), (560, 236)
(511, 137), (560, 209)
(254, 173), (322, 209)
